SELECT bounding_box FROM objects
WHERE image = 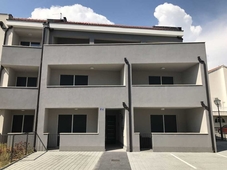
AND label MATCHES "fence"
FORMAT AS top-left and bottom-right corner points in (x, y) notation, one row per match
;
(0, 132), (46, 168)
